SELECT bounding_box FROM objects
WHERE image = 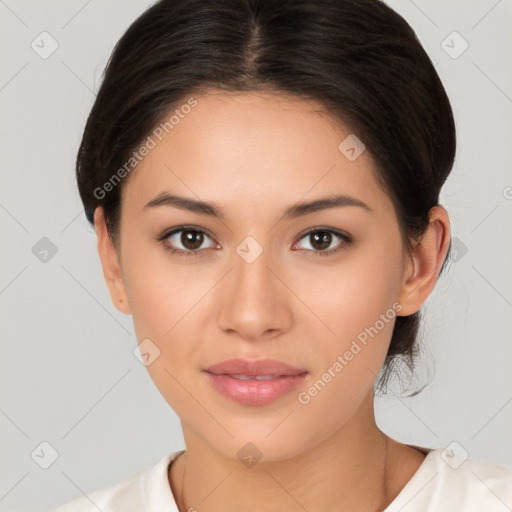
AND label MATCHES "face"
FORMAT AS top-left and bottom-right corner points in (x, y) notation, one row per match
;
(97, 91), (428, 462)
